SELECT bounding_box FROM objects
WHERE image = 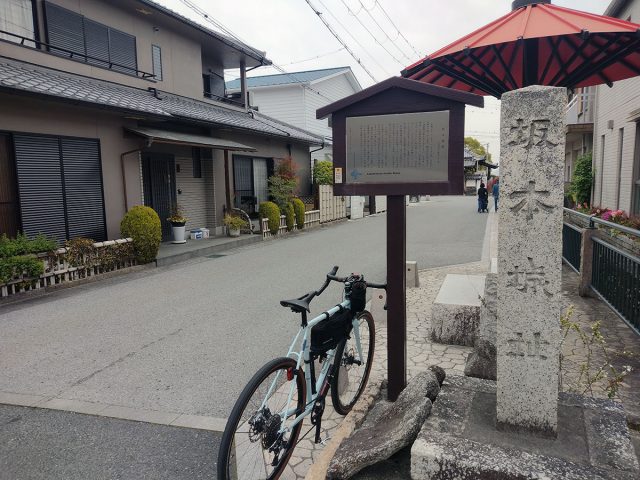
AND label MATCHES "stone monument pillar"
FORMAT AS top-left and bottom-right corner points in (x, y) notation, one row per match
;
(496, 86), (566, 436)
